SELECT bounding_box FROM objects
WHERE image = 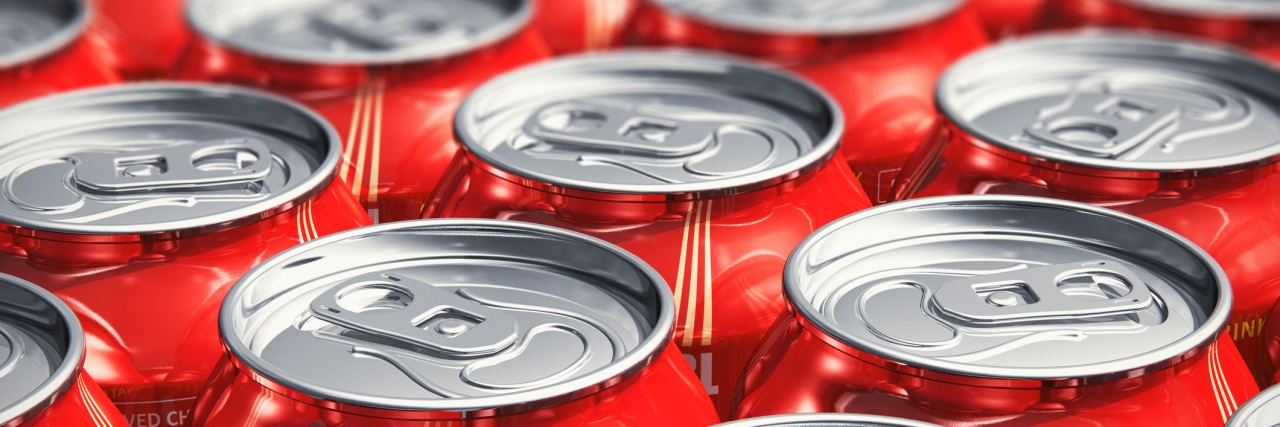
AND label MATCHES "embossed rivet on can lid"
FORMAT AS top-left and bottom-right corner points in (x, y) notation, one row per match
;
(649, 0), (962, 35)
(456, 51), (842, 196)
(1228, 383), (1280, 427)
(938, 32), (1280, 172)
(220, 219), (673, 413)
(1120, 0), (1280, 17)
(0, 0), (87, 69)
(187, 0), (531, 65)
(0, 274), (84, 426)
(785, 195), (1230, 382)
(0, 83), (340, 236)
(716, 414), (943, 427)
